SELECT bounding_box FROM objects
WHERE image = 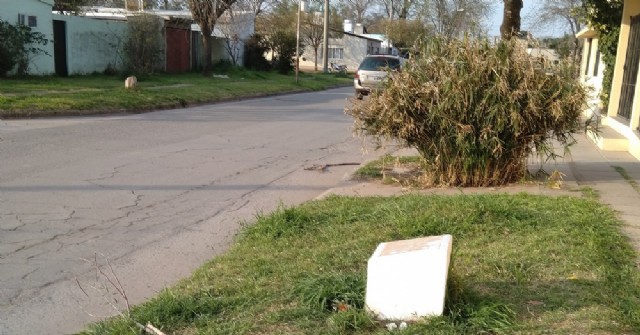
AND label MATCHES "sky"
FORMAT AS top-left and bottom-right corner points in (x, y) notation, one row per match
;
(486, 1), (571, 38)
